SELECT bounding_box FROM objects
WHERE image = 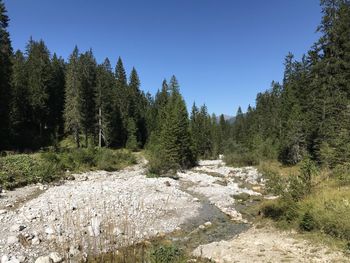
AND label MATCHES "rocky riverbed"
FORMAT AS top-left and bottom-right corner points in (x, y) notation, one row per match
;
(0, 157), (348, 263)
